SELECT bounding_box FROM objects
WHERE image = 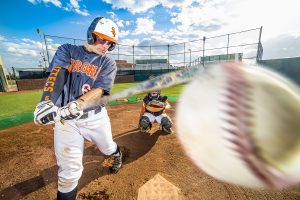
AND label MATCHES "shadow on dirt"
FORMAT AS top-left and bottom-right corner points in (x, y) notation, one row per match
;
(0, 128), (169, 199)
